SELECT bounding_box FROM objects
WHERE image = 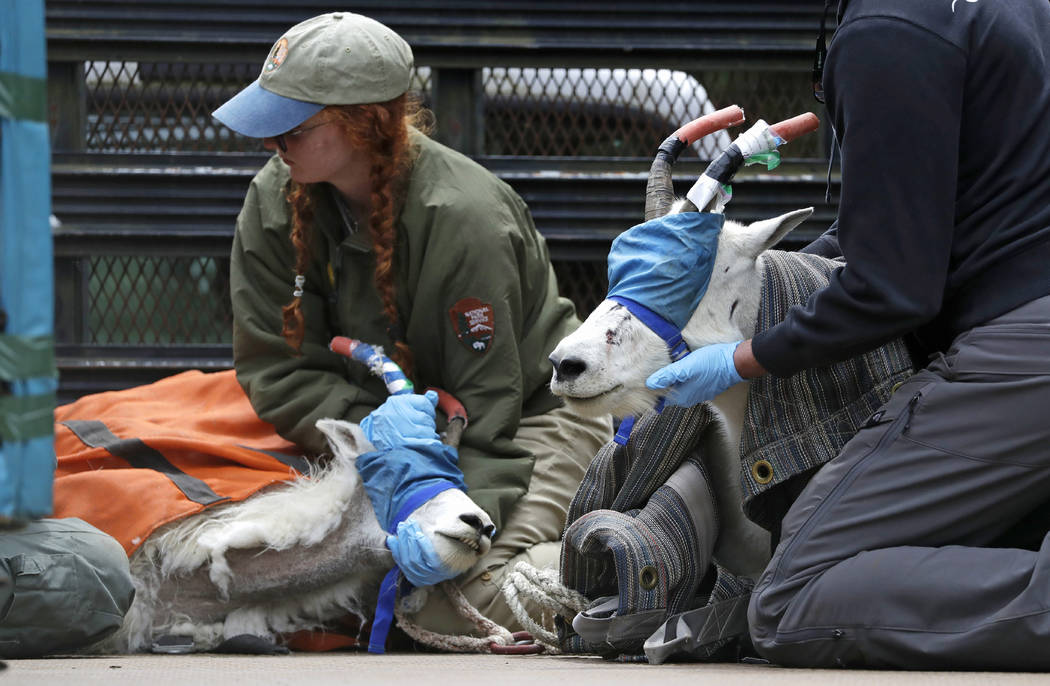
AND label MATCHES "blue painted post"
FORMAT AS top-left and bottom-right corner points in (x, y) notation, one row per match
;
(0, 0), (57, 522)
